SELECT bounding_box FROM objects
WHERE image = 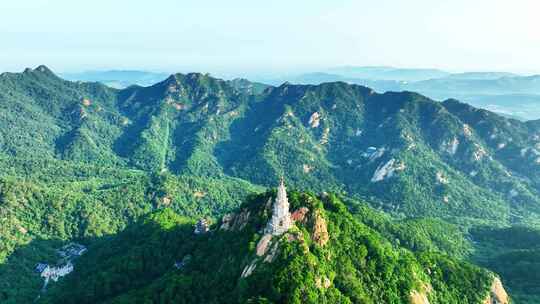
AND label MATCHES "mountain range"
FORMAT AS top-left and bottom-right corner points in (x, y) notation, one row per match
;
(1, 65), (540, 303)
(62, 66), (540, 121)
(275, 67), (540, 121)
